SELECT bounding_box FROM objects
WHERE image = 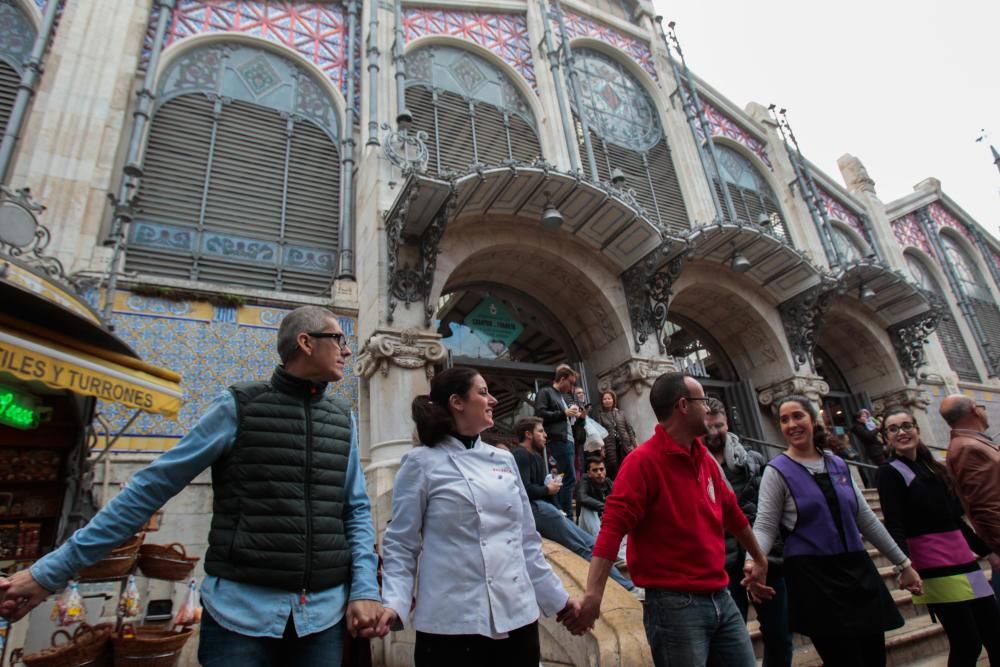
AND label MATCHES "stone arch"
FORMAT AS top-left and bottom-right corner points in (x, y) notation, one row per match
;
(430, 218), (632, 374)
(815, 300), (906, 396)
(667, 262), (796, 386)
(155, 32), (348, 135)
